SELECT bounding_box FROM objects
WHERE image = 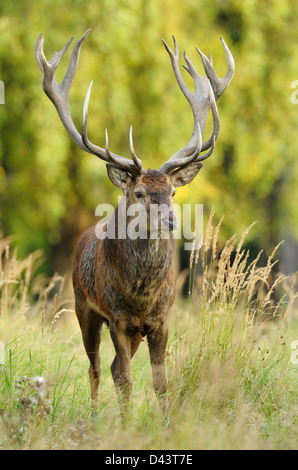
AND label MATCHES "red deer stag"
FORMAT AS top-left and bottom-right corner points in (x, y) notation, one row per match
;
(35, 29), (234, 417)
